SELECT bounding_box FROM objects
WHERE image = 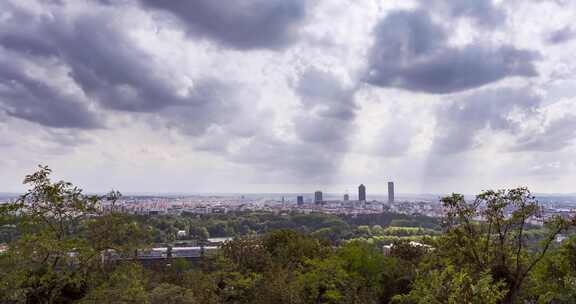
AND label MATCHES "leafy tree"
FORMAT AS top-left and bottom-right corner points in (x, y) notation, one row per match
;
(220, 236), (272, 273)
(371, 225), (384, 235)
(311, 227), (341, 242)
(250, 267), (304, 304)
(179, 271), (220, 304)
(79, 263), (149, 304)
(336, 241), (389, 303)
(393, 266), (507, 304)
(148, 283), (197, 304)
(356, 225), (373, 237)
(188, 226), (210, 241)
(428, 188), (575, 304)
(296, 256), (350, 304)
(212, 269), (260, 303)
(0, 166), (149, 303)
(262, 229), (330, 269)
(529, 236), (576, 303)
(389, 240), (428, 264)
